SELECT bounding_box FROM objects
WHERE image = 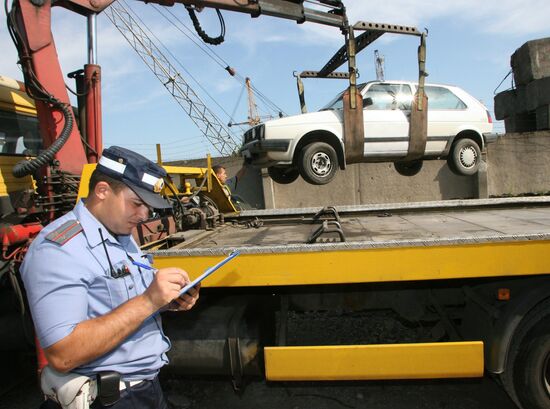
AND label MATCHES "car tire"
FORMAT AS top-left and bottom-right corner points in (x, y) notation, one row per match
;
(267, 166), (300, 184)
(394, 160), (423, 177)
(298, 142), (338, 185)
(447, 137), (481, 176)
